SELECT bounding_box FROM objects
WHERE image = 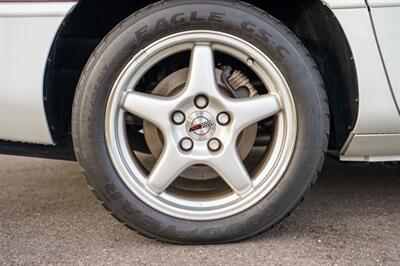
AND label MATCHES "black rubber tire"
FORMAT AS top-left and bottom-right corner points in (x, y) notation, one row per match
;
(72, 0), (329, 244)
